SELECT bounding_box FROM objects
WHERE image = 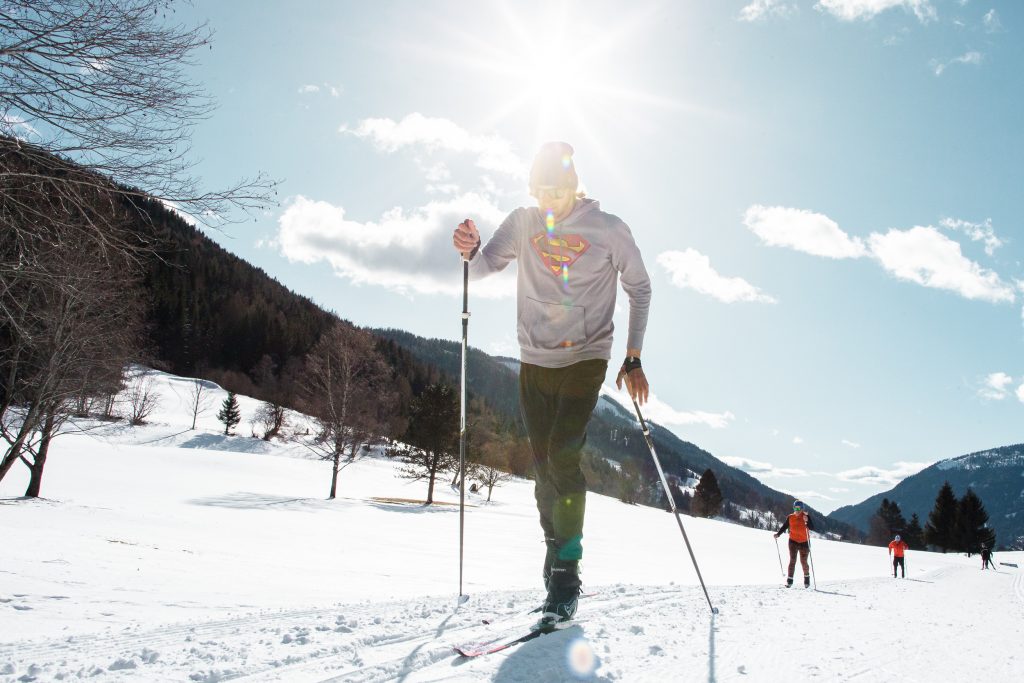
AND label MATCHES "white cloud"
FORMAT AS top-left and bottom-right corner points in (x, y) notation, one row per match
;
(657, 249), (777, 304)
(1017, 383), (1024, 403)
(787, 490), (835, 501)
(940, 217), (1003, 256)
(815, 0), (937, 22)
(602, 385), (735, 430)
(342, 113), (526, 179)
(745, 205), (1016, 304)
(978, 372), (1014, 400)
(828, 487), (850, 493)
(738, 0), (798, 22)
(299, 82), (342, 97)
(1, 114), (38, 140)
(932, 51), (983, 76)
(1019, 281), (1024, 331)
(720, 456), (808, 478)
(421, 161), (451, 183)
(743, 205), (868, 259)
(868, 226), (1015, 303)
(276, 193), (514, 297)
(983, 9), (1002, 32)
(792, 436), (804, 445)
(841, 439), (861, 448)
(836, 461), (930, 486)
